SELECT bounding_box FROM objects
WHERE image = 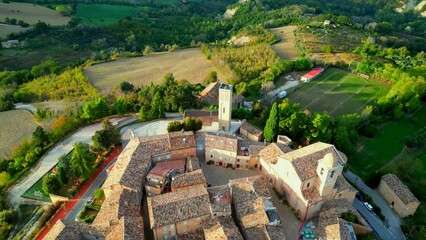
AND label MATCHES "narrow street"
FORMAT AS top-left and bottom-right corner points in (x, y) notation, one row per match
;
(344, 171), (405, 240)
